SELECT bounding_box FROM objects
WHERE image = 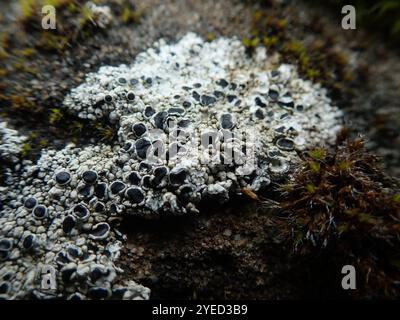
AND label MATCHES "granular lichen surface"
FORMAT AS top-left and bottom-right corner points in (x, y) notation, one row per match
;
(0, 33), (342, 299)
